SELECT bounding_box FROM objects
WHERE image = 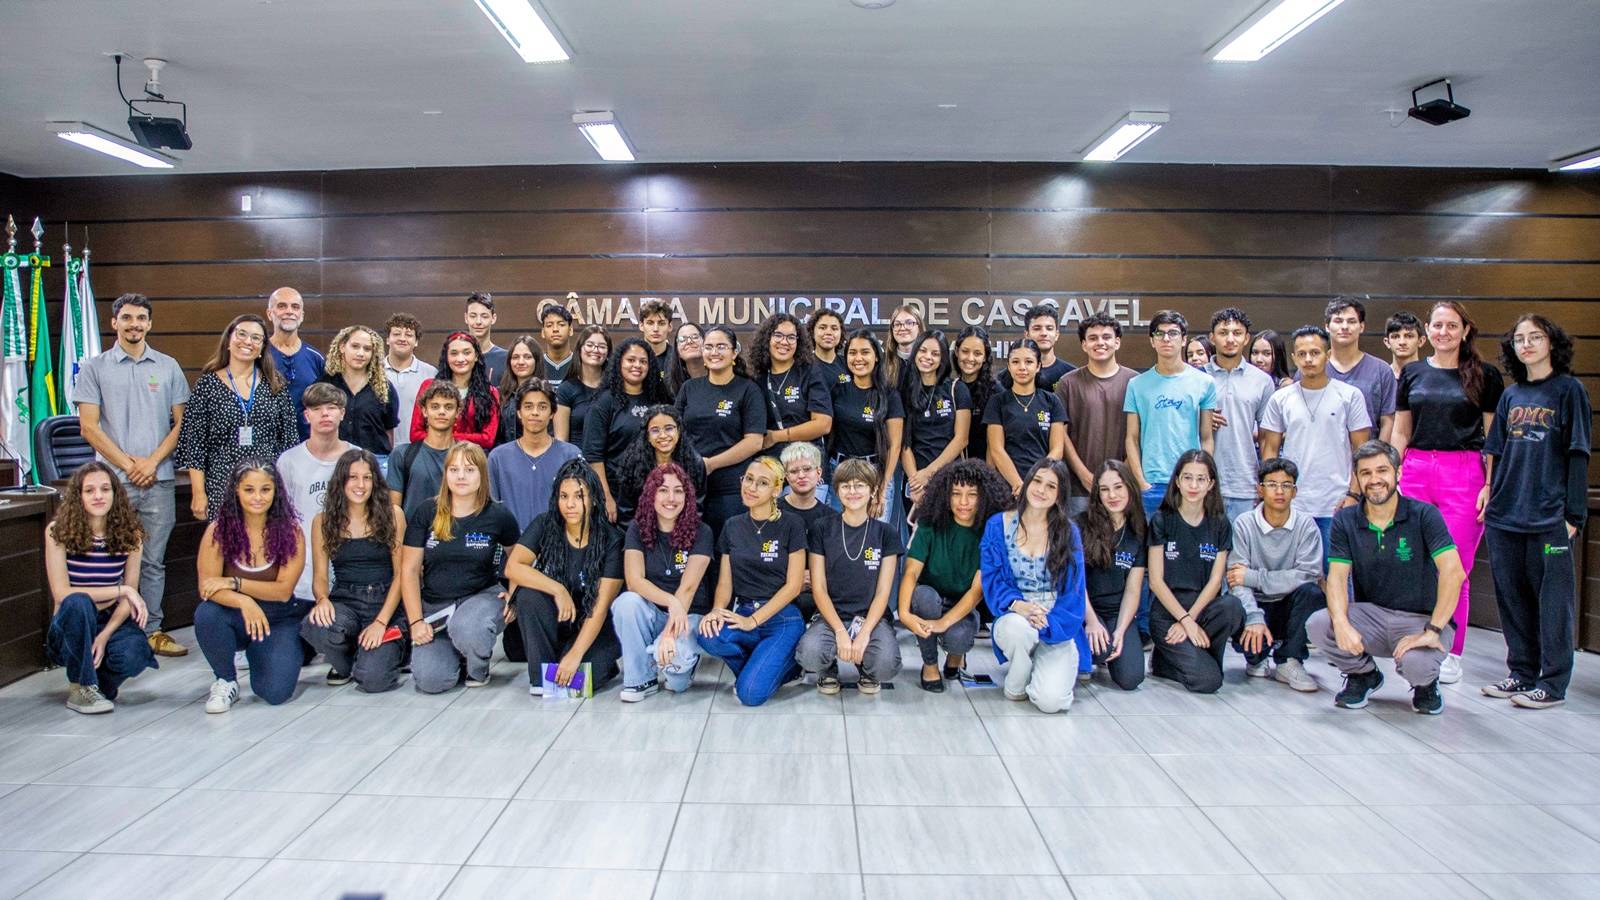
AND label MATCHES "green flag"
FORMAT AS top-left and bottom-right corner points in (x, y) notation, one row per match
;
(27, 264), (56, 481)
(0, 263), (29, 479)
